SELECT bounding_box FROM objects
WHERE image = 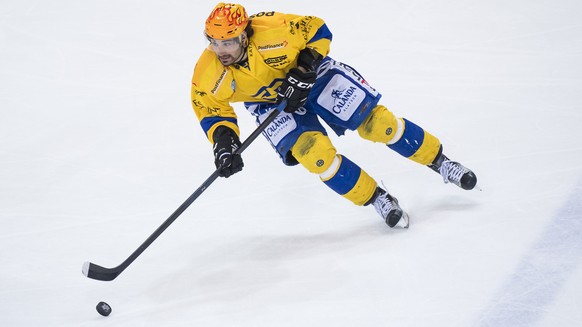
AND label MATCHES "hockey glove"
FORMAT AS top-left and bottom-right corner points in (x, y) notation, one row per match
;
(212, 126), (244, 178)
(276, 67), (317, 113)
